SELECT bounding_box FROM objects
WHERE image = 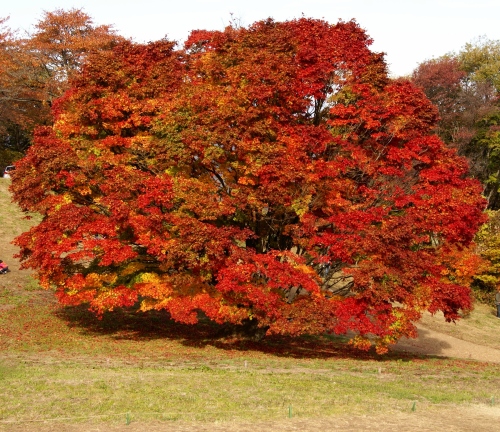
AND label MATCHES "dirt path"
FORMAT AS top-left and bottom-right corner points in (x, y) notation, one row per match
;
(392, 322), (500, 363)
